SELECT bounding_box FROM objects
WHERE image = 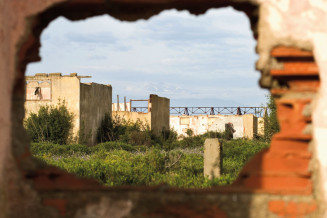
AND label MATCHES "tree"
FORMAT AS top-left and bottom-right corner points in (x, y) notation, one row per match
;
(264, 94), (280, 142)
